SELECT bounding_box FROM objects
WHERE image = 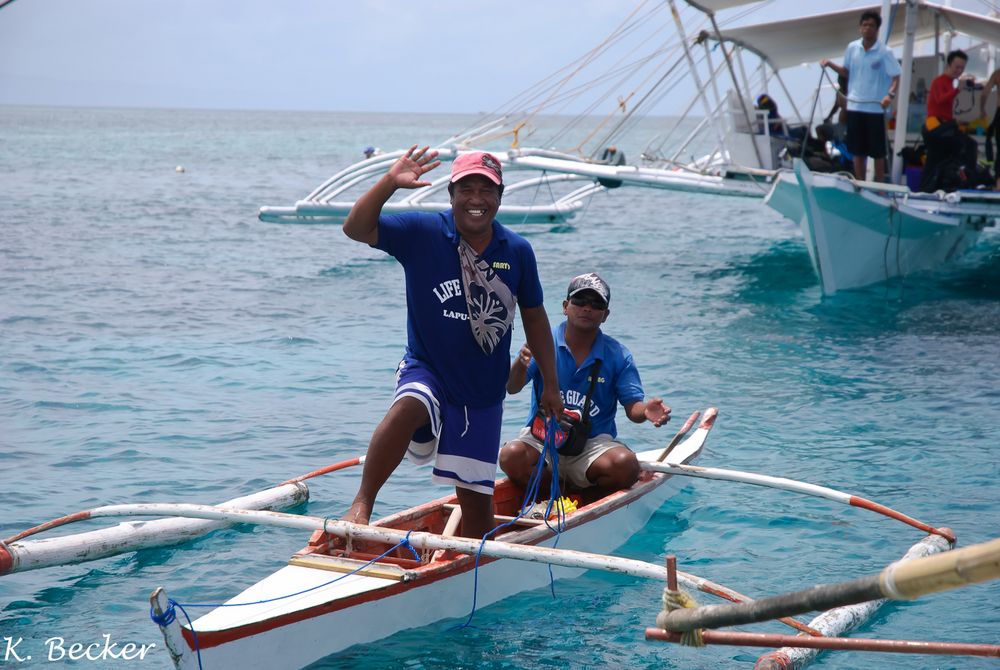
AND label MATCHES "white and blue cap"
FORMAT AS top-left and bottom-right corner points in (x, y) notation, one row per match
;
(567, 272), (610, 305)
